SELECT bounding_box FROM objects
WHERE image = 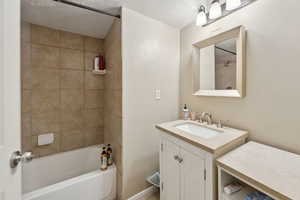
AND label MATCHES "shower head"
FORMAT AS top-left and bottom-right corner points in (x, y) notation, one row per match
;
(224, 61), (231, 67)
